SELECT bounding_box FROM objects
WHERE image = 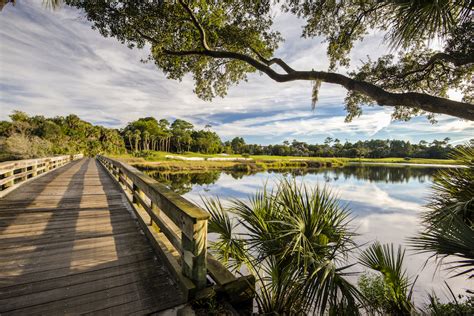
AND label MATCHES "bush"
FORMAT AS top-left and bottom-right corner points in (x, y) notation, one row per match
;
(358, 272), (390, 315)
(427, 294), (474, 315)
(1, 134), (52, 159)
(132, 150), (153, 159)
